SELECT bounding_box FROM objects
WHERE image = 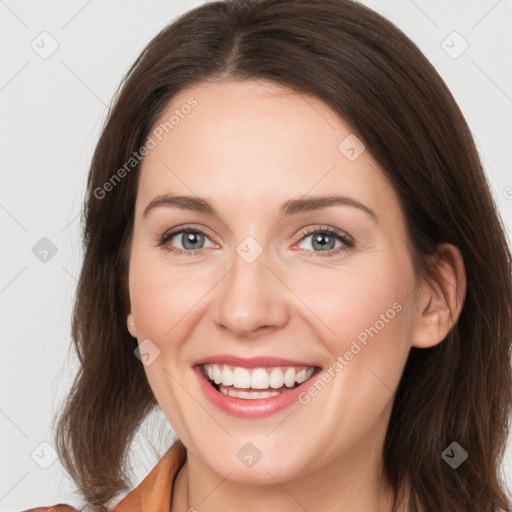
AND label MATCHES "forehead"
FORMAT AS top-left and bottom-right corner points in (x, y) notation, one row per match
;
(137, 79), (397, 221)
